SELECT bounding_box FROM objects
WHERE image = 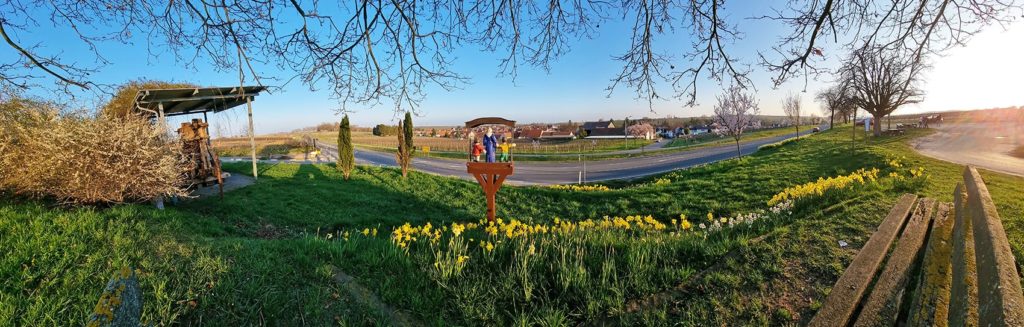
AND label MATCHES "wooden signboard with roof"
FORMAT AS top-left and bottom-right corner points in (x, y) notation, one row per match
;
(465, 117), (516, 222)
